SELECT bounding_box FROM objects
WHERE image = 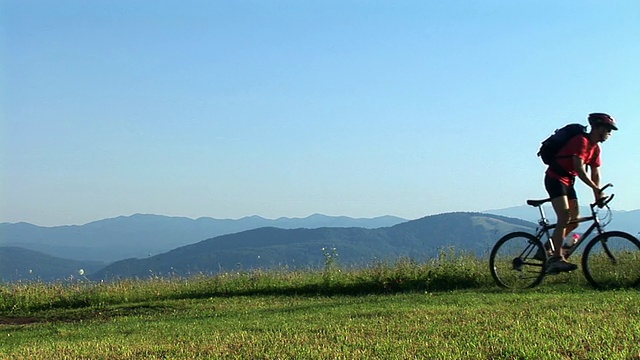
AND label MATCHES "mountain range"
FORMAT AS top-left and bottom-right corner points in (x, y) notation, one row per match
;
(2, 208), (637, 282)
(0, 247), (104, 282)
(93, 212), (534, 280)
(0, 214), (405, 262)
